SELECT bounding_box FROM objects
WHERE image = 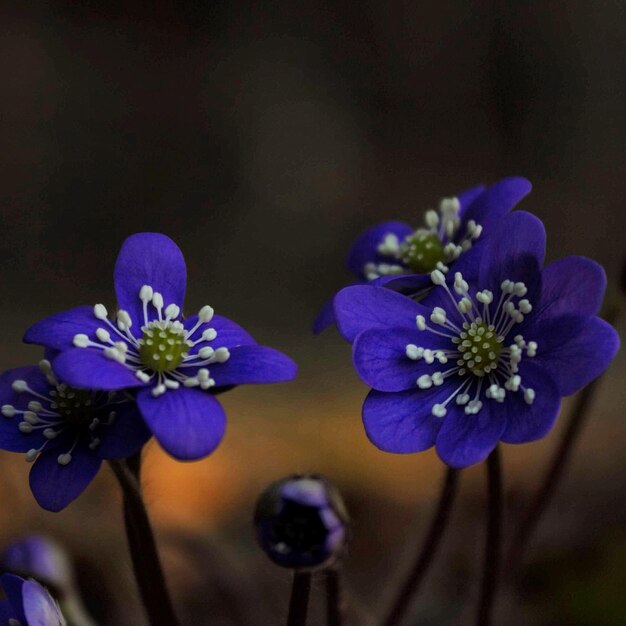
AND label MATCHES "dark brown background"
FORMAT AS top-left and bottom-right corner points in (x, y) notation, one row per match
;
(0, 2), (624, 624)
